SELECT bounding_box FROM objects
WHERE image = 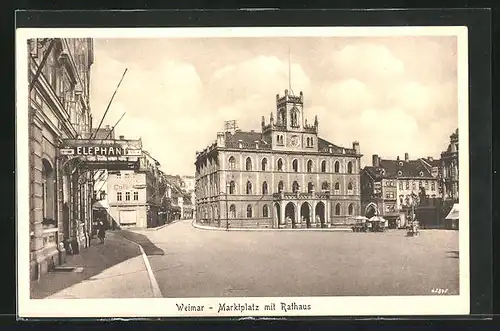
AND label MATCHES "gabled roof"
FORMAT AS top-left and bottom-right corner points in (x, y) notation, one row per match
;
(363, 159), (434, 179)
